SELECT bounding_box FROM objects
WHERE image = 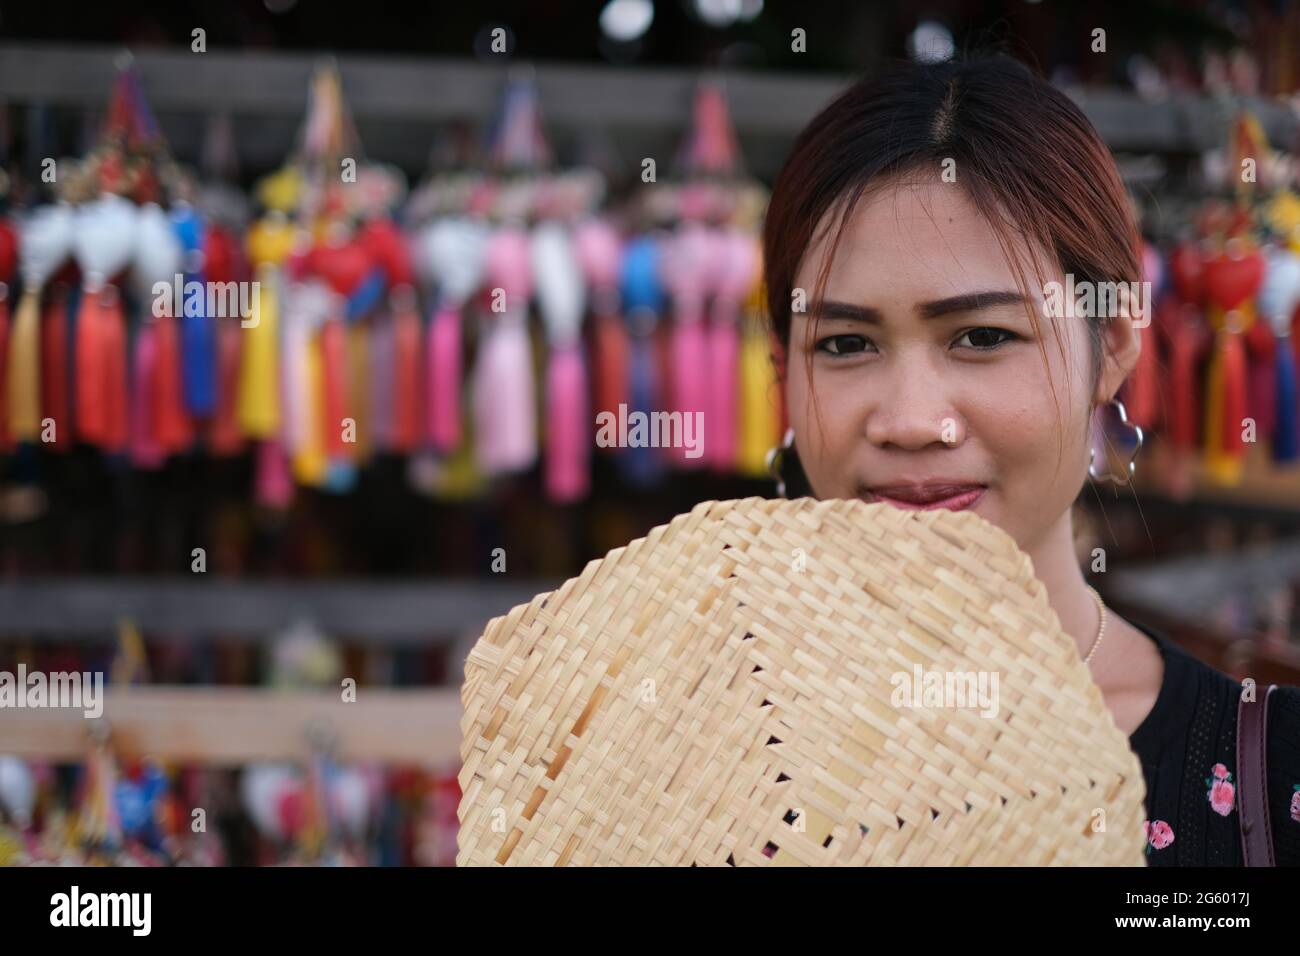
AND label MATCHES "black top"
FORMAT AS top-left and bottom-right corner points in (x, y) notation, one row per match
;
(1127, 619), (1300, 866)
